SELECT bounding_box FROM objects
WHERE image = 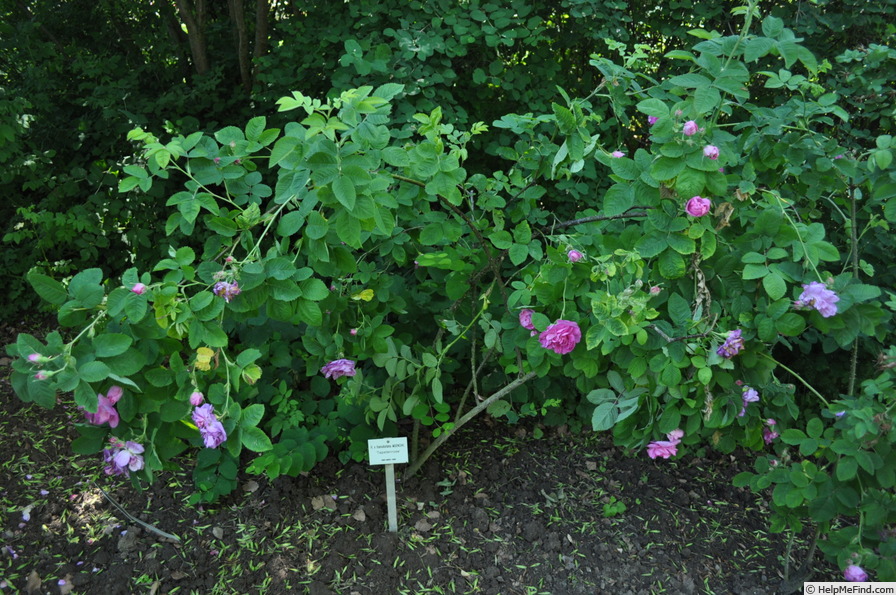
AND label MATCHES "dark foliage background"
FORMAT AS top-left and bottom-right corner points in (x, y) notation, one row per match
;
(1, 0), (893, 319)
